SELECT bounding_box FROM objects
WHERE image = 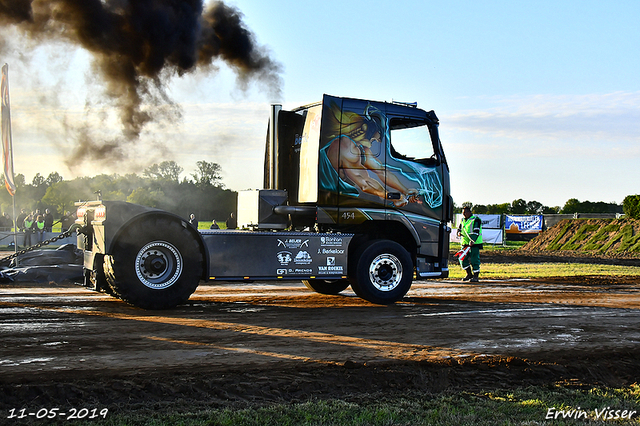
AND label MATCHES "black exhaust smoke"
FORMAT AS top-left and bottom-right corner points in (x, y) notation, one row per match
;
(0, 0), (282, 166)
